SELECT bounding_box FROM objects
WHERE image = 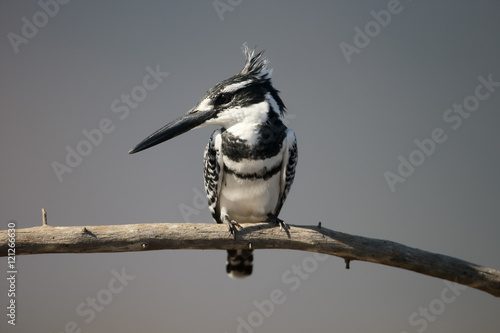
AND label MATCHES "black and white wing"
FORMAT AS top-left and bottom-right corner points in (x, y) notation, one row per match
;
(203, 129), (224, 224)
(274, 129), (298, 216)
